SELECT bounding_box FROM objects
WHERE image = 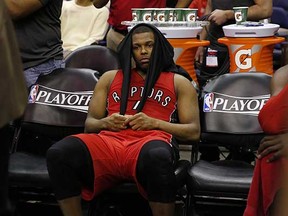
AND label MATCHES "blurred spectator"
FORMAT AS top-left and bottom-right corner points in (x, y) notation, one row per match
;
(93, 0), (192, 52)
(0, 1), (27, 215)
(189, 0), (207, 18)
(5, 0), (64, 88)
(61, 0), (110, 57)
